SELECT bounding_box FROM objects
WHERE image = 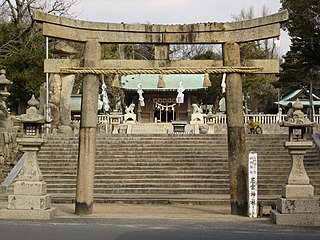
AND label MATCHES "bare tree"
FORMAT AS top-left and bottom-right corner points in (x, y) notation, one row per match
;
(170, 44), (221, 60)
(0, 0), (79, 58)
(1, 0), (78, 27)
(233, 6), (278, 59)
(233, 6), (279, 113)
